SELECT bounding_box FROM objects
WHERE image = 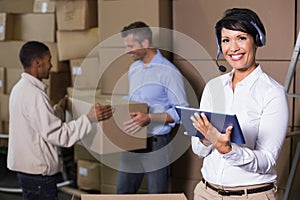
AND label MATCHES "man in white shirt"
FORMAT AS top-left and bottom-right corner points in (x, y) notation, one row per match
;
(7, 41), (113, 200)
